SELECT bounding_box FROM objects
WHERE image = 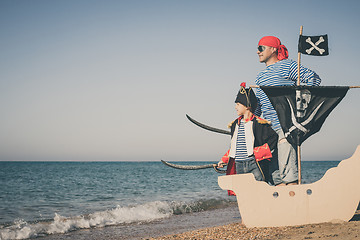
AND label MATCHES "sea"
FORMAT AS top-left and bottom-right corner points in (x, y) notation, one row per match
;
(0, 161), (340, 240)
